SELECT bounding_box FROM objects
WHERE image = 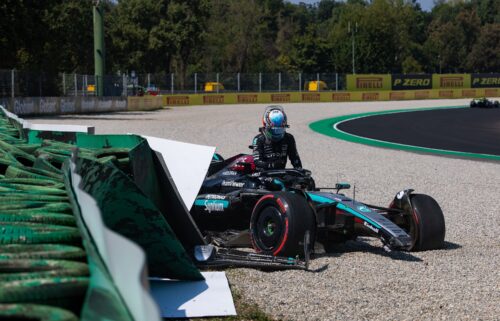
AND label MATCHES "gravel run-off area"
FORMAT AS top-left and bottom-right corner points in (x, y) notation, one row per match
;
(28, 99), (500, 321)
